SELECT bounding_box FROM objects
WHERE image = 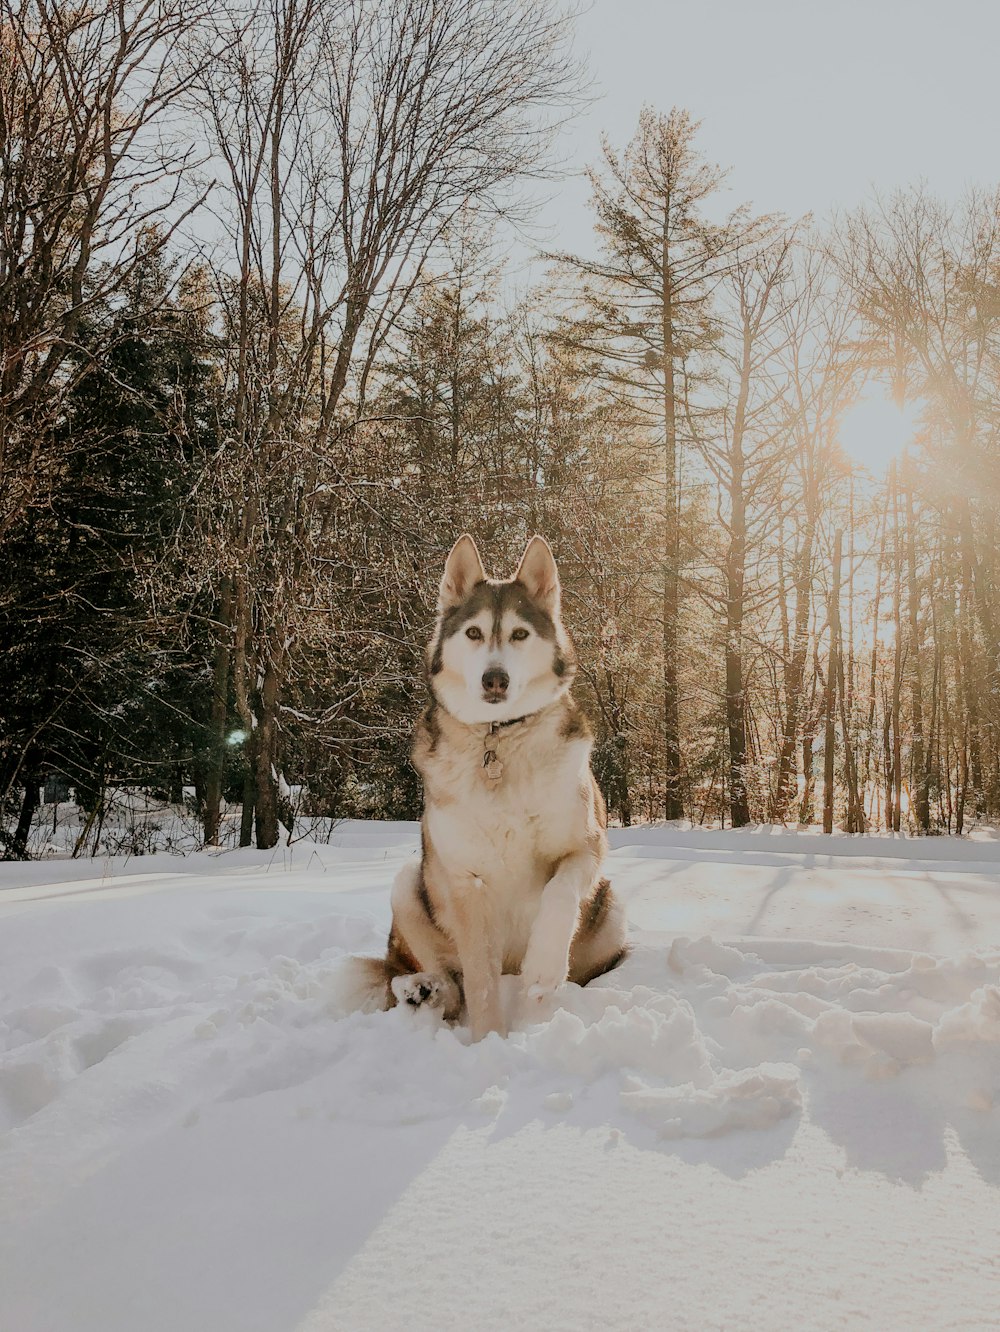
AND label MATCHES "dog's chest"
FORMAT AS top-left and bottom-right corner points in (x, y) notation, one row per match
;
(422, 726), (585, 887)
